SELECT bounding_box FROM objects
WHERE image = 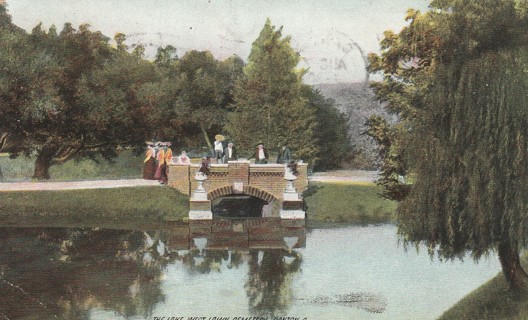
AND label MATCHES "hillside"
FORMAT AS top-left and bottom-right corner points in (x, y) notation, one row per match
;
(313, 82), (395, 169)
